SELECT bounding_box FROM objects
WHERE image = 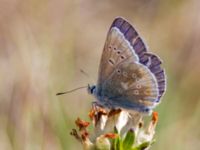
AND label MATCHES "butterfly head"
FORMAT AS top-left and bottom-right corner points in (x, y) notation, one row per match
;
(87, 84), (96, 95)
